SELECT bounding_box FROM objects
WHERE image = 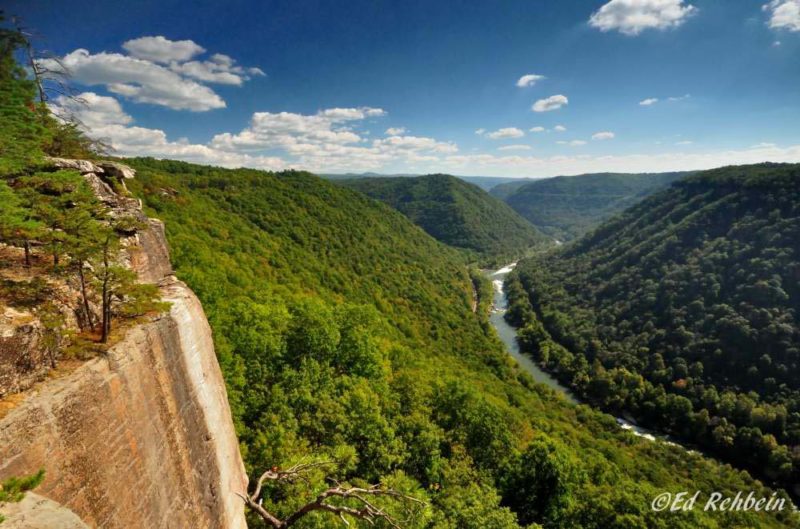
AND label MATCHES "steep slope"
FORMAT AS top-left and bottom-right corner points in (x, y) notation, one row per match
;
(0, 160), (247, 528)
(497, 171), (688, 241)
(510, 163), (800, 494)
(126, 158), (796, 529)
(339, 174), (549, 262)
